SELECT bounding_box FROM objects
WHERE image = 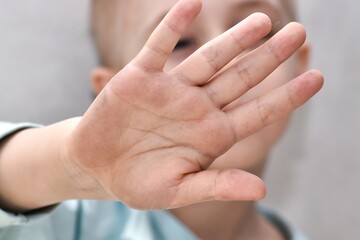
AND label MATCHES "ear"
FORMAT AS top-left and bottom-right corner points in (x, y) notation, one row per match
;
(296, 43), (311, 74)
(91, 67), (117, 96)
